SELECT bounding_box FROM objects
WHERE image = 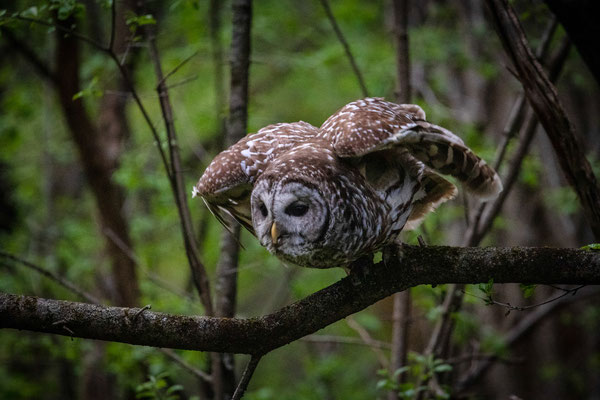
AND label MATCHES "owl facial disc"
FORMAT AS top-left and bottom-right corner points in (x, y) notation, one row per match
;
(251, 179), (330, 266)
